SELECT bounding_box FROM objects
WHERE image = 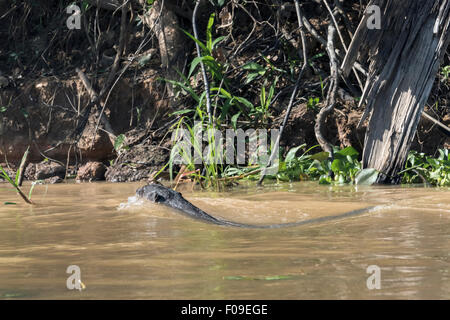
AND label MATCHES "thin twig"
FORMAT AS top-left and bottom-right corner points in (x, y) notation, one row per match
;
(422, 112), (450, 134)
(92, 0), (131, 141)
(314, 23), (339, 159)
(322, 0), (364, 91)
(192, 0), (212, 124)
